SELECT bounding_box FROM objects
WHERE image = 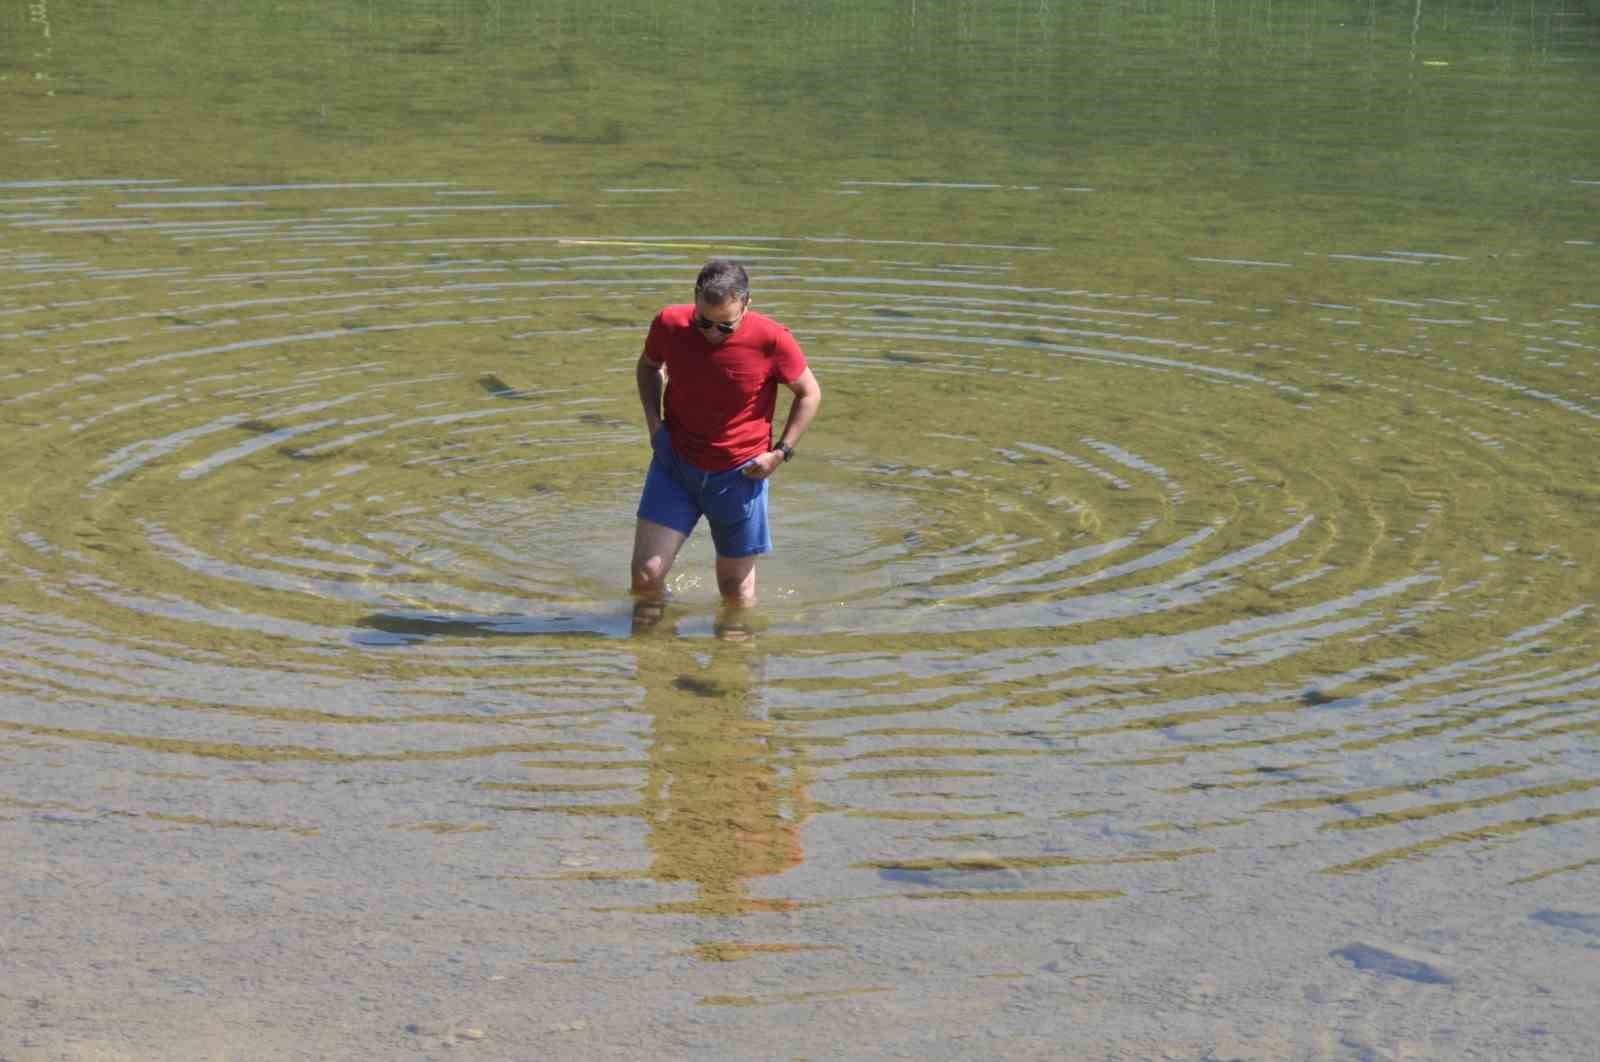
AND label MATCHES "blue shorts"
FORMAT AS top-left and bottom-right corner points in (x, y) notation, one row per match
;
(636, 427), (772, 558)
